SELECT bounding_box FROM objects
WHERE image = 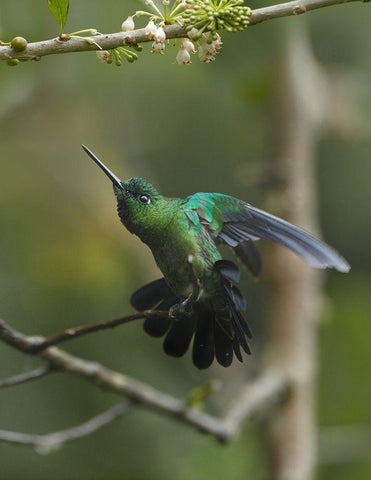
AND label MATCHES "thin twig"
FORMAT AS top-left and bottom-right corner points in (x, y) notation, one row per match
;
(35, 311), (166, 351)
(0, 402), (132, 449)
(0, 0), (366, 60)
(0, 311), (165, 353)
(0, 365), (54, 389)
